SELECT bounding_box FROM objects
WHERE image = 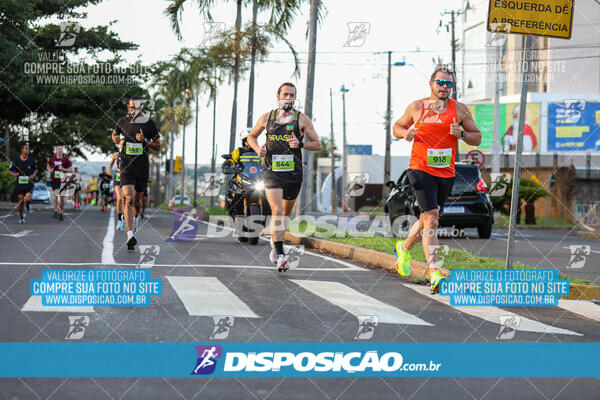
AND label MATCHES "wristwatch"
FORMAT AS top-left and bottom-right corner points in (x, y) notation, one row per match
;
(460, 131), (467, 139)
